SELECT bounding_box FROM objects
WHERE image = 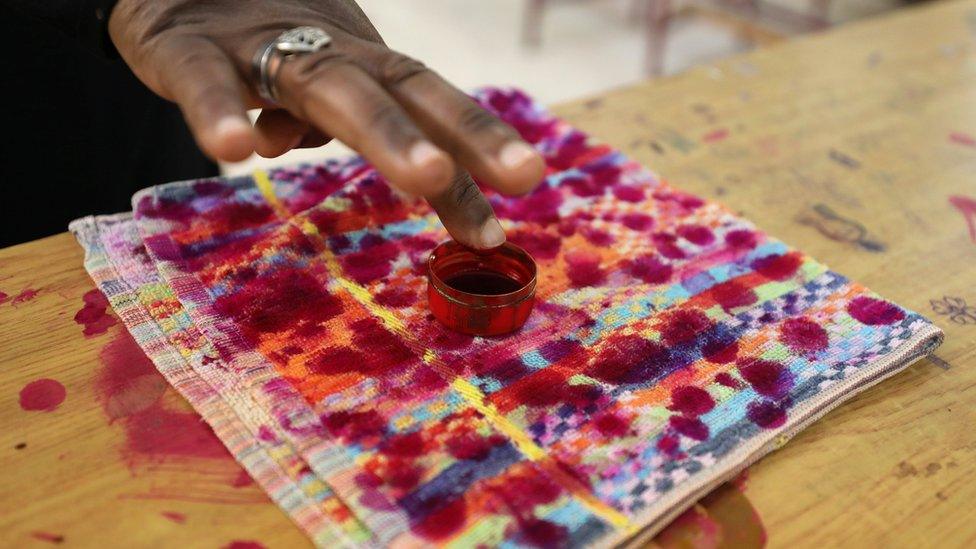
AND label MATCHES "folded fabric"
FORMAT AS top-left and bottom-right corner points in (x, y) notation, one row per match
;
(71, 87), (942, 548)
